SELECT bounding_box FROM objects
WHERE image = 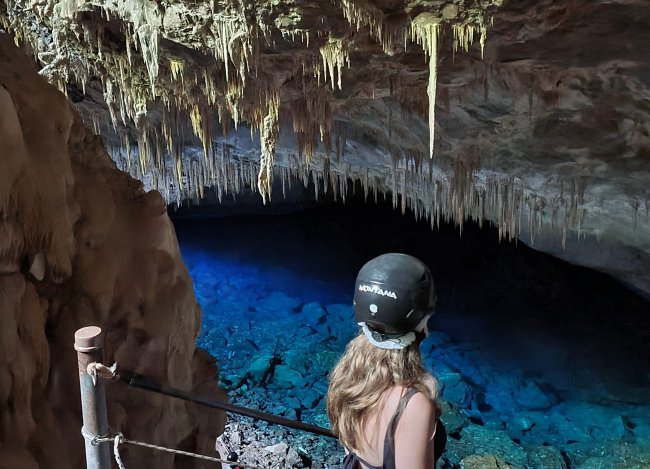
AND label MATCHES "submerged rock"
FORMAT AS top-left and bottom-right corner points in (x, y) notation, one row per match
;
(458, 425), (529, 467)
(325, 304), (354, 321)
(299, 388), (322, 410)
(275, 365), (306, 389)
(508, 415), (535, 435)
(258, 291), (302, 315)
(285, 348), (309, 374)
(526, 446), (567, 469)
(301, 302), (327, 320)
(515, 382), (553, 410)
(559, 402), (627, 441)
(248, 355), (273, 382)
(460, 454), (518, 469)
(440, 372), (474, 408)
(428, 330), (452, 346)
(440, 402), (468, 434)
(630, 417), (650, 442)
(213, 298), (250, 319)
